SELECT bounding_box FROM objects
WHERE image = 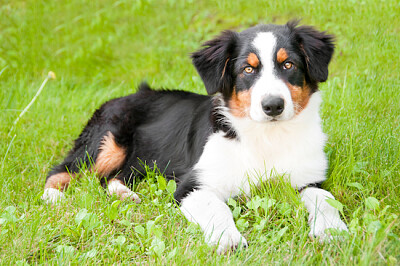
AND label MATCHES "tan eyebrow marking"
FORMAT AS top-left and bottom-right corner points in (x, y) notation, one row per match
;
(277, 48), (289, 63)
(247, 53), (259, 68)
